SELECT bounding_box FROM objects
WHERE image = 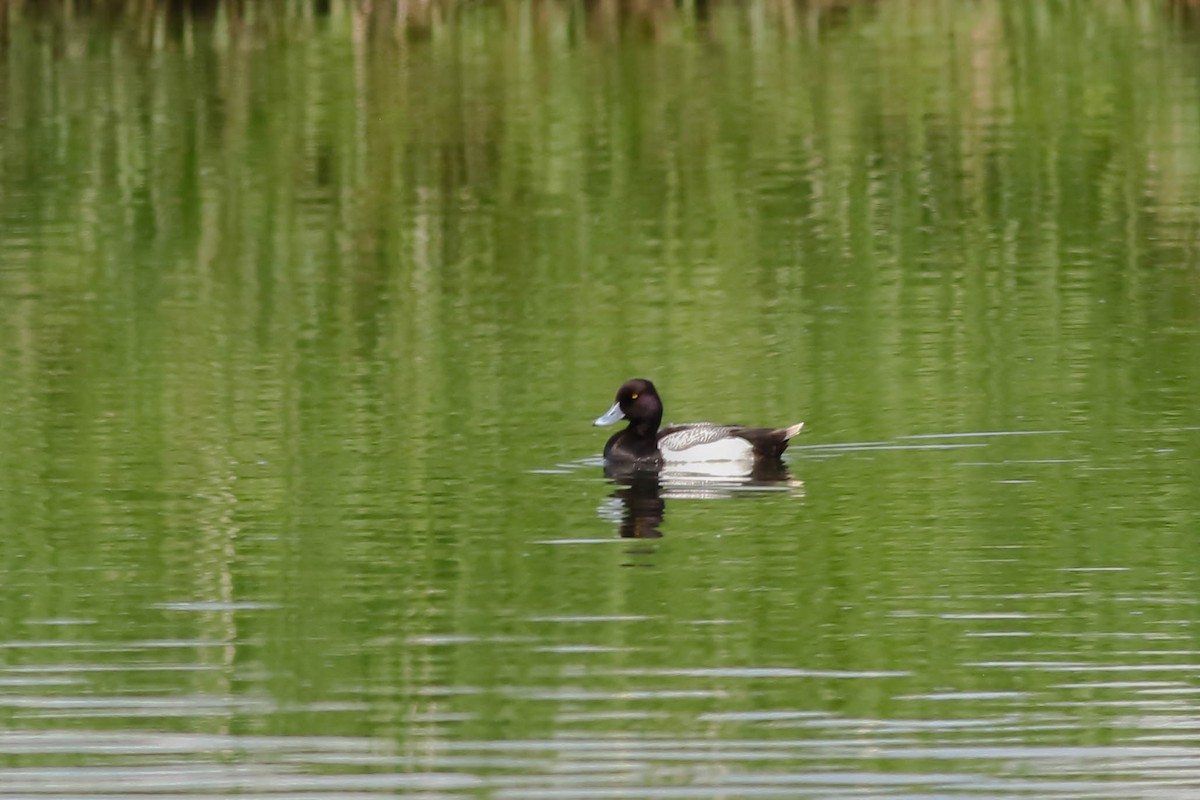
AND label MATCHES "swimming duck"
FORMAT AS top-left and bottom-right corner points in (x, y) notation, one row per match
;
(593, 378), (803, 466)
